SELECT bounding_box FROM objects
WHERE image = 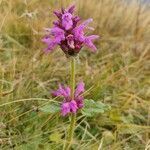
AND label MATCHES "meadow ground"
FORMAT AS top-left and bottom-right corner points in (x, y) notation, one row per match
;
(0, 0), (150, 149)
